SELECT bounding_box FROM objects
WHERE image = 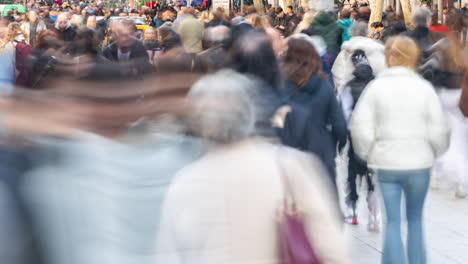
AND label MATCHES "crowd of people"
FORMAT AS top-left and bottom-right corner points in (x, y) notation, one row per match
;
(0, 0), (468, 263)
